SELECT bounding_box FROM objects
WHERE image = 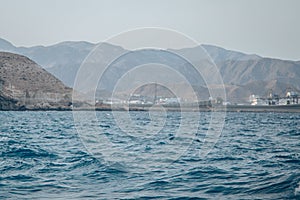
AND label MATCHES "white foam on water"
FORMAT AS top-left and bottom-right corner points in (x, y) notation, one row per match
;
(295, 182), (300, 196)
